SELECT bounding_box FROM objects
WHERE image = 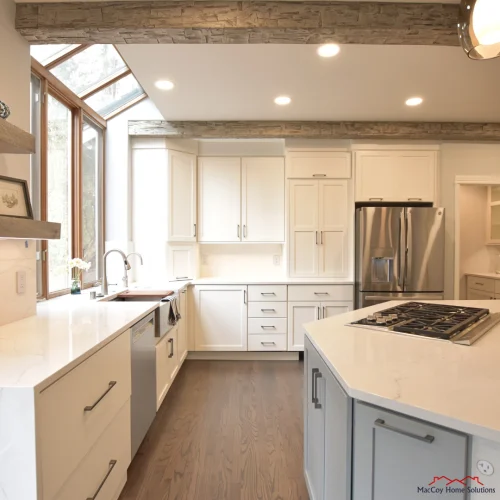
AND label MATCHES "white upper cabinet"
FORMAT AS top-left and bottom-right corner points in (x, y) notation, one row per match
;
(355, 150), (438, 203)
(168, 150), (197, 241)
(198, 157), (241, 242)
(287, 151), (351, 179)
(198, 156), (285, 243)
(289, 179), (350, 278)
(242, 157), (285, 242)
